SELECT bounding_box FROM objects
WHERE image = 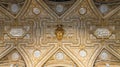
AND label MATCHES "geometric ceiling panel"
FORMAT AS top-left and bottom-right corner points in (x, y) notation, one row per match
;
(43, 0), (76, 16)
(0, 0), (25, 17)
(0, 49), (26, 67)
(94, 49), (120, 67)
(93, 0), (120, 16)
(43, 49), (78, 67)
